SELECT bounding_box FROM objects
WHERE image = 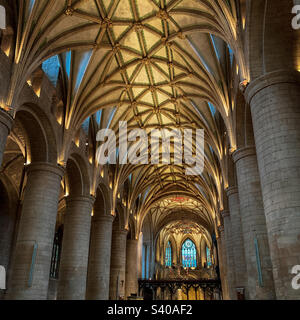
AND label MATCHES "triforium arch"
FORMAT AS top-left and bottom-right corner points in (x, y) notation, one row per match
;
(245, 0), (300, 79)
(14, 105), (58, 164)
(64, 153), (91, 197)
(93, 182), (112, 218)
